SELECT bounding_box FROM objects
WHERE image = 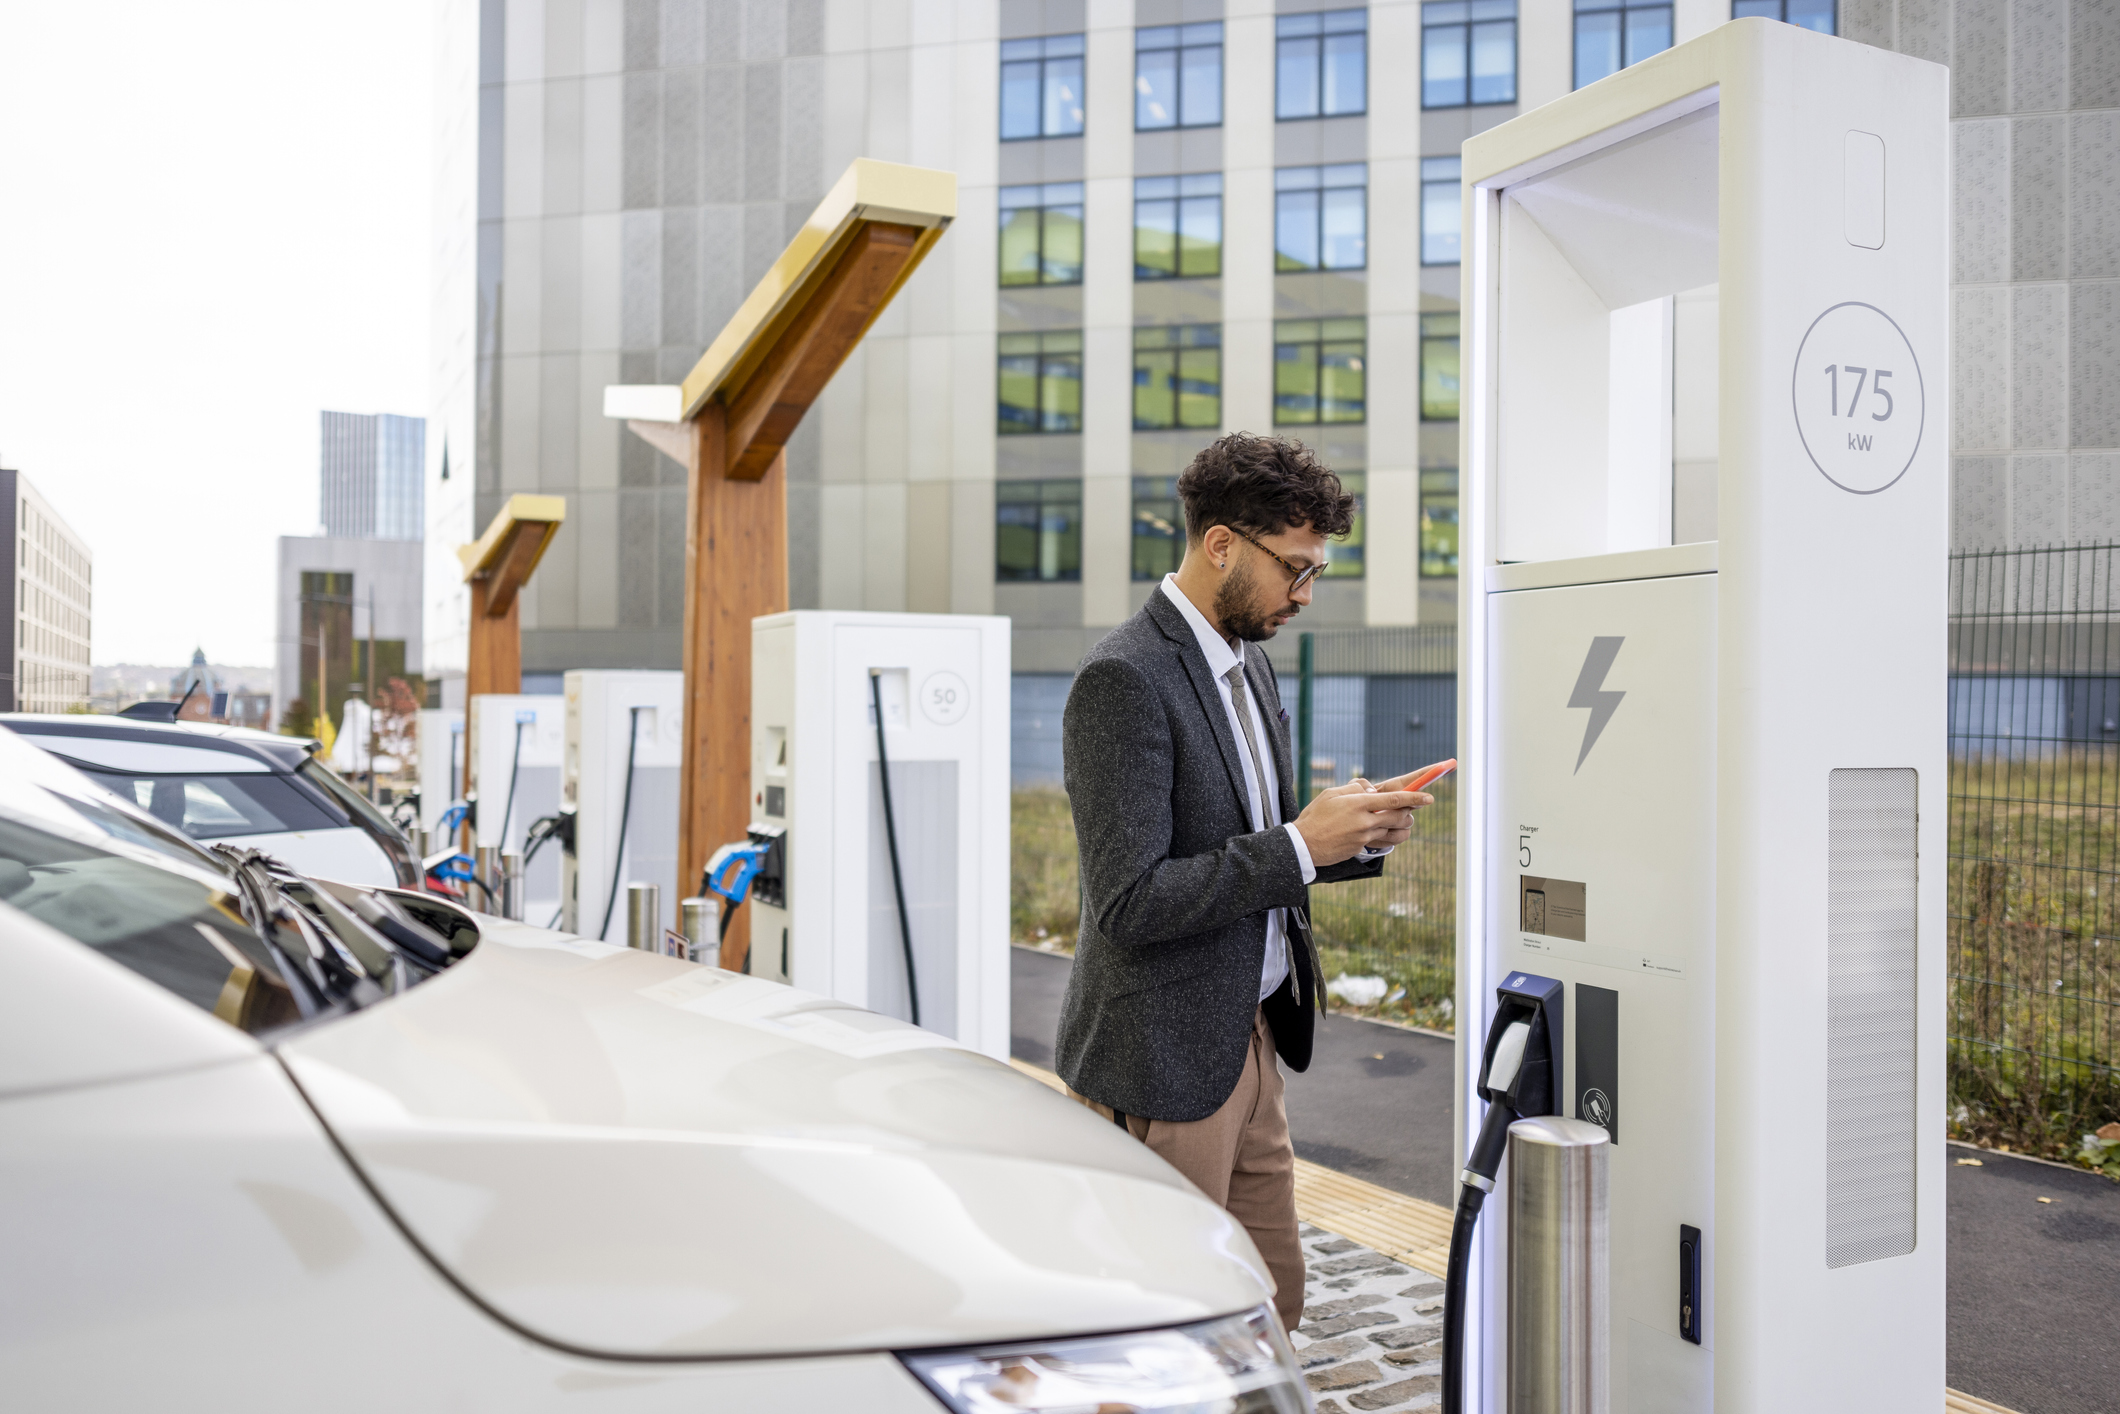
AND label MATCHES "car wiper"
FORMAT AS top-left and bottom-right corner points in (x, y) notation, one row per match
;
(213, 847), (391, 1011)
